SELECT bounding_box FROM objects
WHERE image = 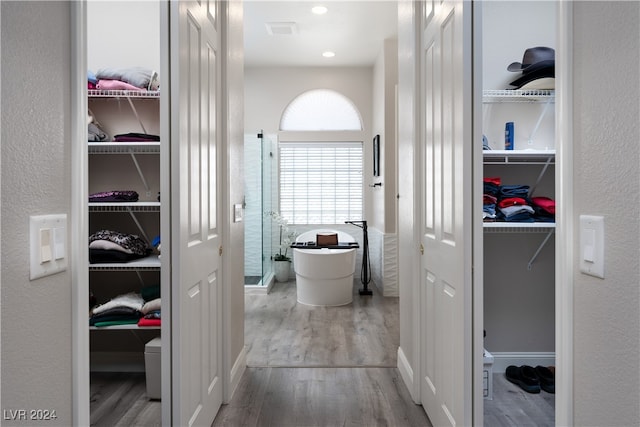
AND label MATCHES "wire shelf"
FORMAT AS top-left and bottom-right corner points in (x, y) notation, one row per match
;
(89, 202), (161, 213)
(483, 149), (555, 164)
(88, 142), (160, 154)
(88, 89), (160, 99)
(483, 223), (555, 233)
(89, 255), (161, 271)
(482, 89), (555, 103)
